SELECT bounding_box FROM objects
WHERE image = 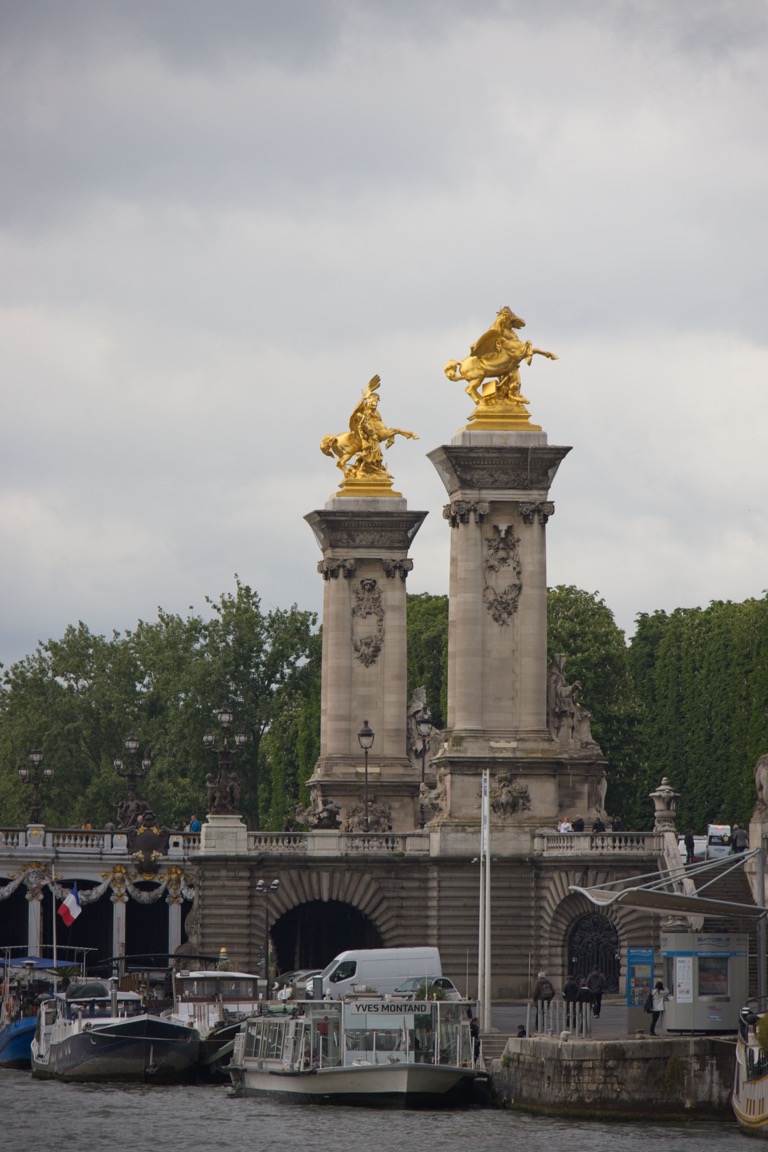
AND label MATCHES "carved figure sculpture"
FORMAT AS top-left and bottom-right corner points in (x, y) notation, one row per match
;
(294, 795), (342, 831)
(407, 686), (430, 764)
(321, 375), (418, 481)
(755, 753), (768, 810)
(444, 307), (557, 404)
(547, 653), (600, 750)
